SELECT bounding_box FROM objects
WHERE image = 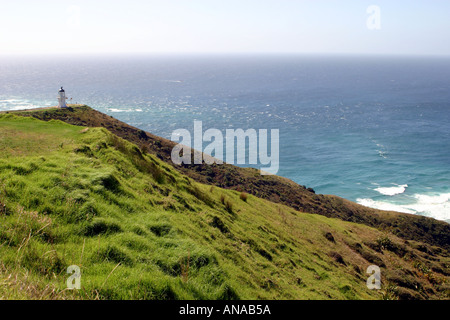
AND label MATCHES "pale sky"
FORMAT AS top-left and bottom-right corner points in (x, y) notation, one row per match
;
(1, 0), (449, 55)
